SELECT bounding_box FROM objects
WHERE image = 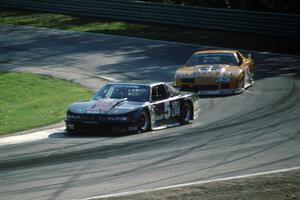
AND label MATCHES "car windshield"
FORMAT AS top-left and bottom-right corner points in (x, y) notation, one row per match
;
(92, 84), (150, 102)
(186, 53), (238, 66)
